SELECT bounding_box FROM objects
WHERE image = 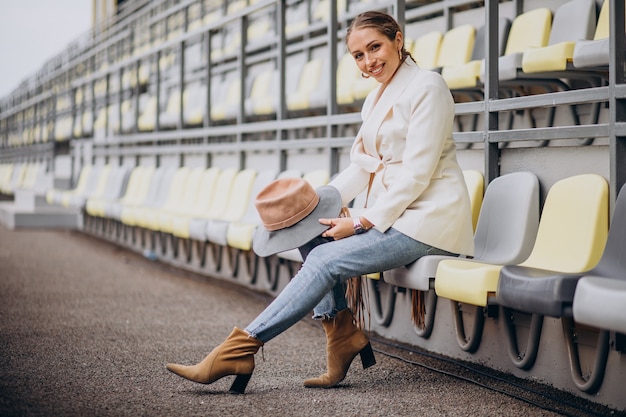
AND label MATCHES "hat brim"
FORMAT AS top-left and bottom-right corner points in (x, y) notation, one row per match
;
(252, 185), (342, 257)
